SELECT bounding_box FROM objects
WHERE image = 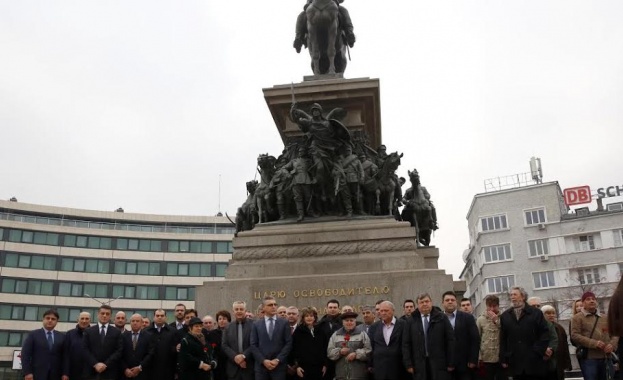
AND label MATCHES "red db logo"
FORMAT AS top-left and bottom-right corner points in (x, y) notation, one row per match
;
(563, 186), (592, 206)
